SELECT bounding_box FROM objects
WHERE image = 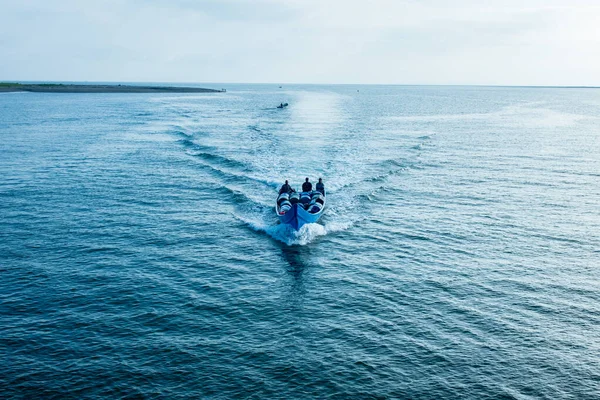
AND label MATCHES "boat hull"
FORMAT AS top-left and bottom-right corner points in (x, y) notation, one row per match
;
(277, 203), (323, 230)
